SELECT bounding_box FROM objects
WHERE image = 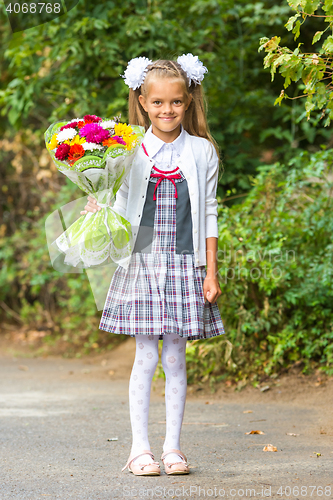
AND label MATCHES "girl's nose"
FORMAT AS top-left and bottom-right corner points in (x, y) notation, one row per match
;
(162, 103), (173, 114)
